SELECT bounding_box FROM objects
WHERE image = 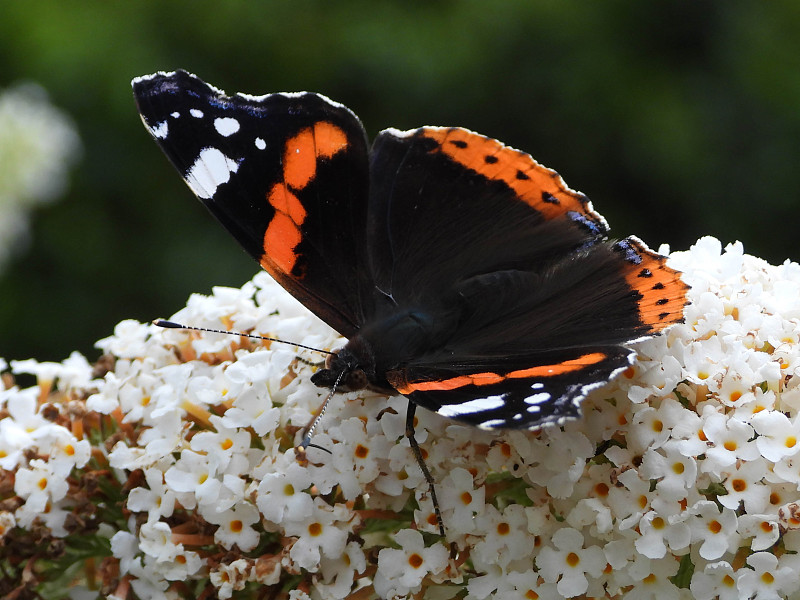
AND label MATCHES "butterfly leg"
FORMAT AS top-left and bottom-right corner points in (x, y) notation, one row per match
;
(405, 402), (446, 539)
